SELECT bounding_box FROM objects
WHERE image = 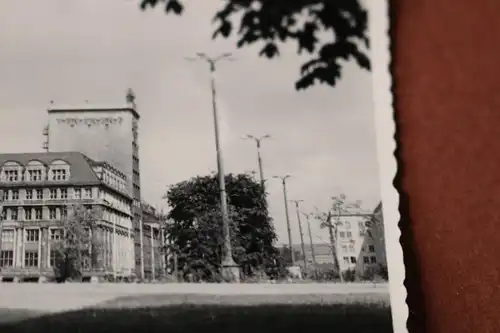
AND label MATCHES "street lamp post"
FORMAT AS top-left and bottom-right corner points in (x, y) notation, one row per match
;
(244, 134), (271, 190)
(303, 212), (318, 268)
(291, 200), (307, 270)
(186, 52), (240, 282)
(273, 175), (295, 266)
